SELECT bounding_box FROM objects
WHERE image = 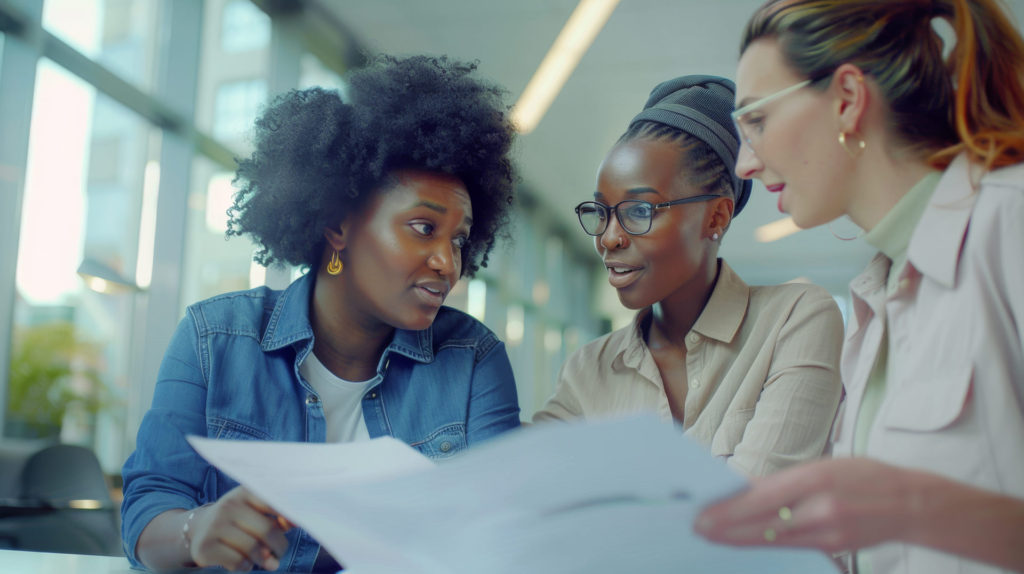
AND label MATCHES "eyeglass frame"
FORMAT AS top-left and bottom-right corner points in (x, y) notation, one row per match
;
(574, 194), (723, 237)
(731, 73), (830, 149)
